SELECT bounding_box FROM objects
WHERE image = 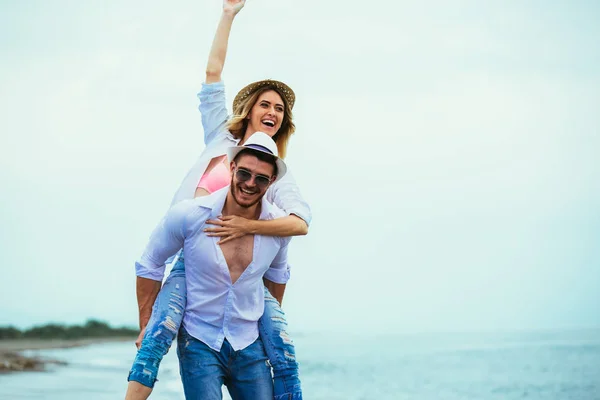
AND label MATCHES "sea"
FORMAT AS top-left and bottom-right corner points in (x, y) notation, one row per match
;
(0, 329), (599, 400)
